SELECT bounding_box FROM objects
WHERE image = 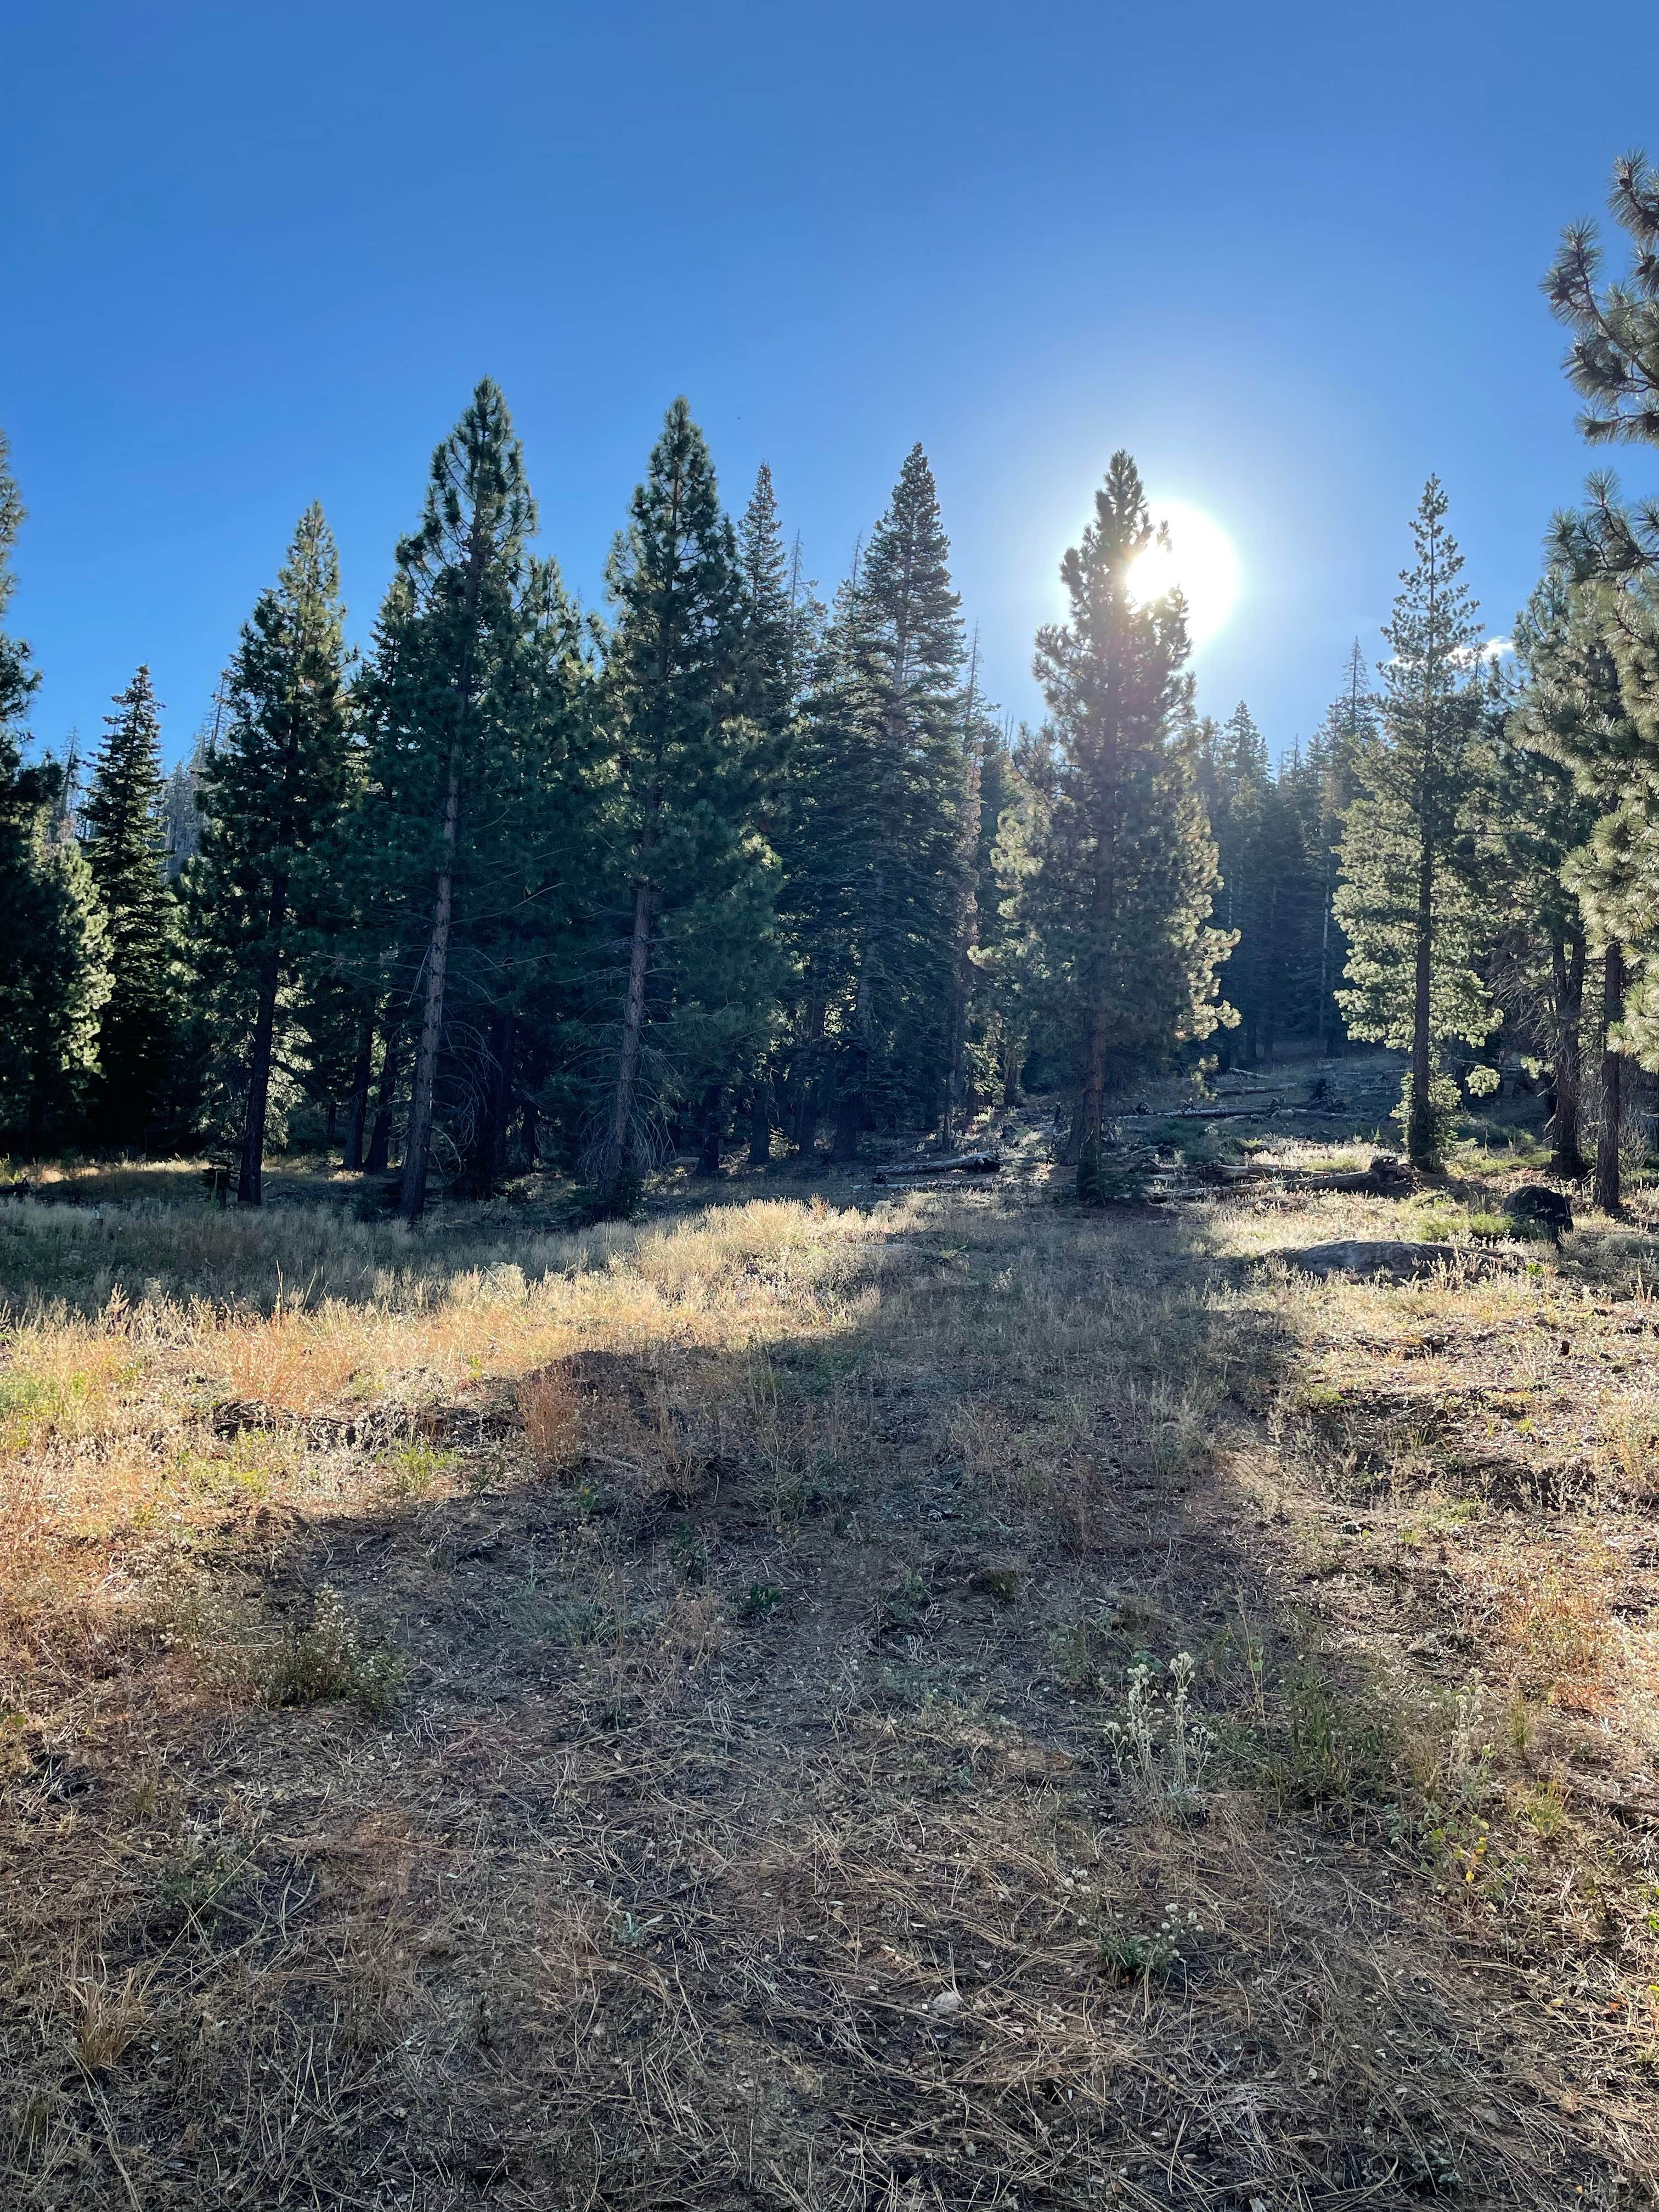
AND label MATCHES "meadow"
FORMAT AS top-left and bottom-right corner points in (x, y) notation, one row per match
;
(5, 1096), (1659, 2209)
